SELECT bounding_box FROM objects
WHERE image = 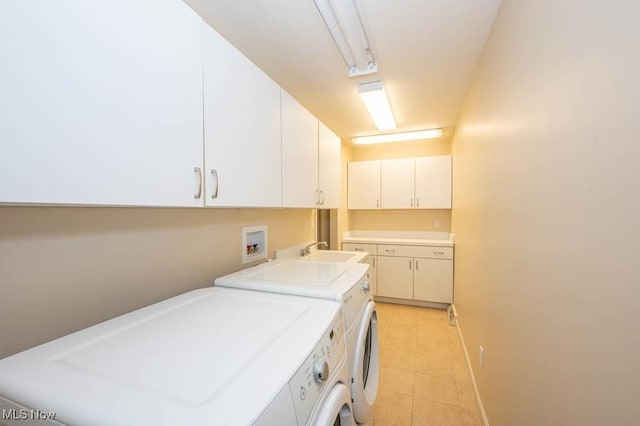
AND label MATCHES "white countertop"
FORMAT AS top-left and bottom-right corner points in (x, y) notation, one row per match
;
(343, 230), (455, 247)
